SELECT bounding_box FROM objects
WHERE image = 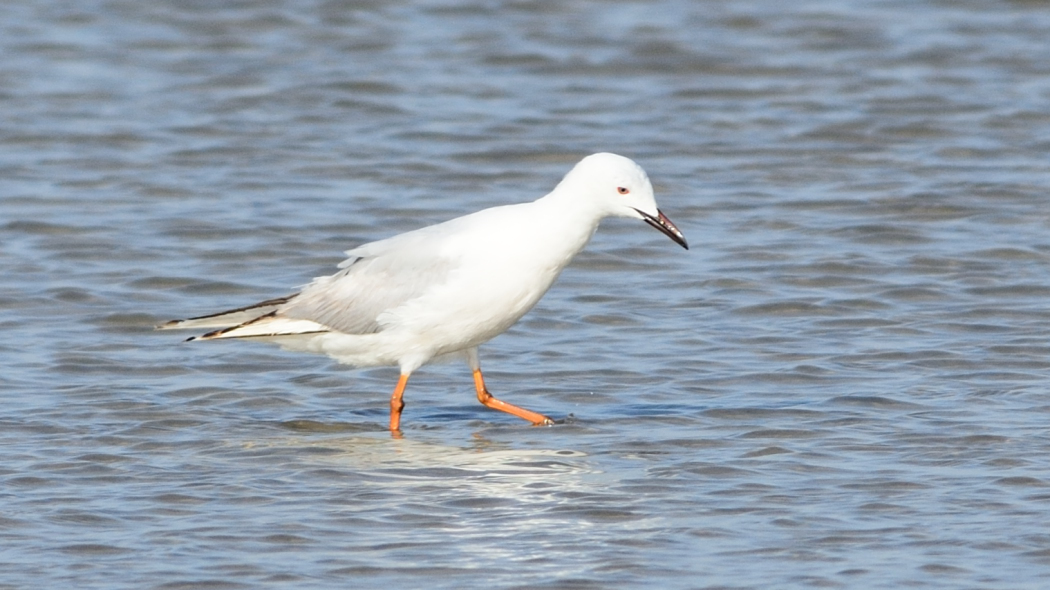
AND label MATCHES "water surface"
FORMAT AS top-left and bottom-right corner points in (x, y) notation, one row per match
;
(3, 1), (1050, 588)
